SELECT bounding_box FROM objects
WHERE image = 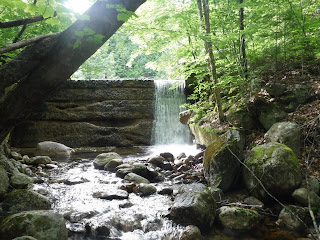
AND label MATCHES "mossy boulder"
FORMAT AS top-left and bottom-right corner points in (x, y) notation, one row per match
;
(204, 130), (243, 192)
(170, 183), (216, 233)
(1, 189), (51, 214)
(226, 108), (256, 130)
(243, 142), (302, 200)
(277, 205), (312, 231)
(218, 206), (261, 232)
(265, 122), (301, 156)
(0, 210), (67, 240)
(93, 152), (122, 170)
(10, 172), (33, 189)
(189, 124), (221, 147)
(0, 165), (9, 199)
